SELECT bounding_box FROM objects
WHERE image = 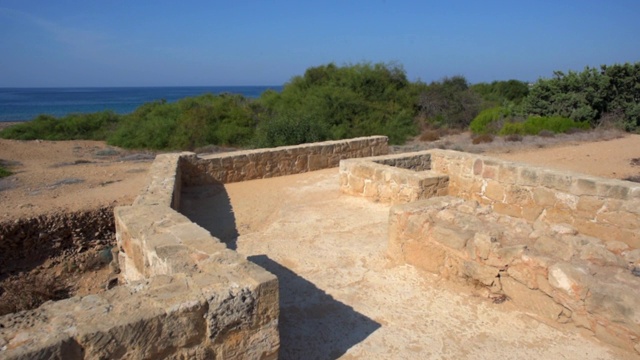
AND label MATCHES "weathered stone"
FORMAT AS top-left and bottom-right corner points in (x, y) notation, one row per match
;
(548, 262), (590, 300)
(533, 236), (574, 261)
(501, 276), (565, 321)
(431, 225), (473, 250)
(461, 261), (499, 286)
(579, 243), (626, 267)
